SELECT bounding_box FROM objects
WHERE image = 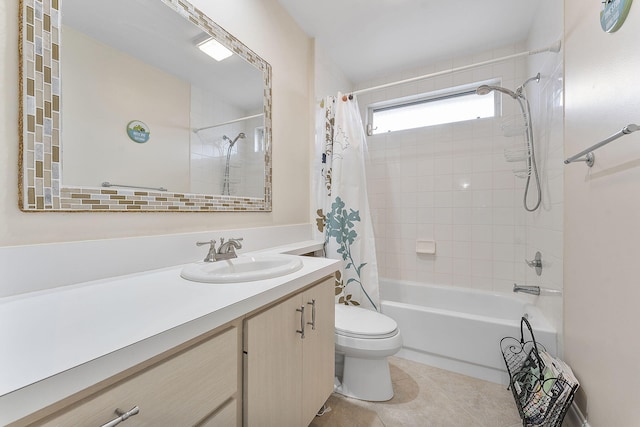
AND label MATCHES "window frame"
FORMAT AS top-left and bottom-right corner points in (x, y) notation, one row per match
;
(366, 79), (502, 136)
